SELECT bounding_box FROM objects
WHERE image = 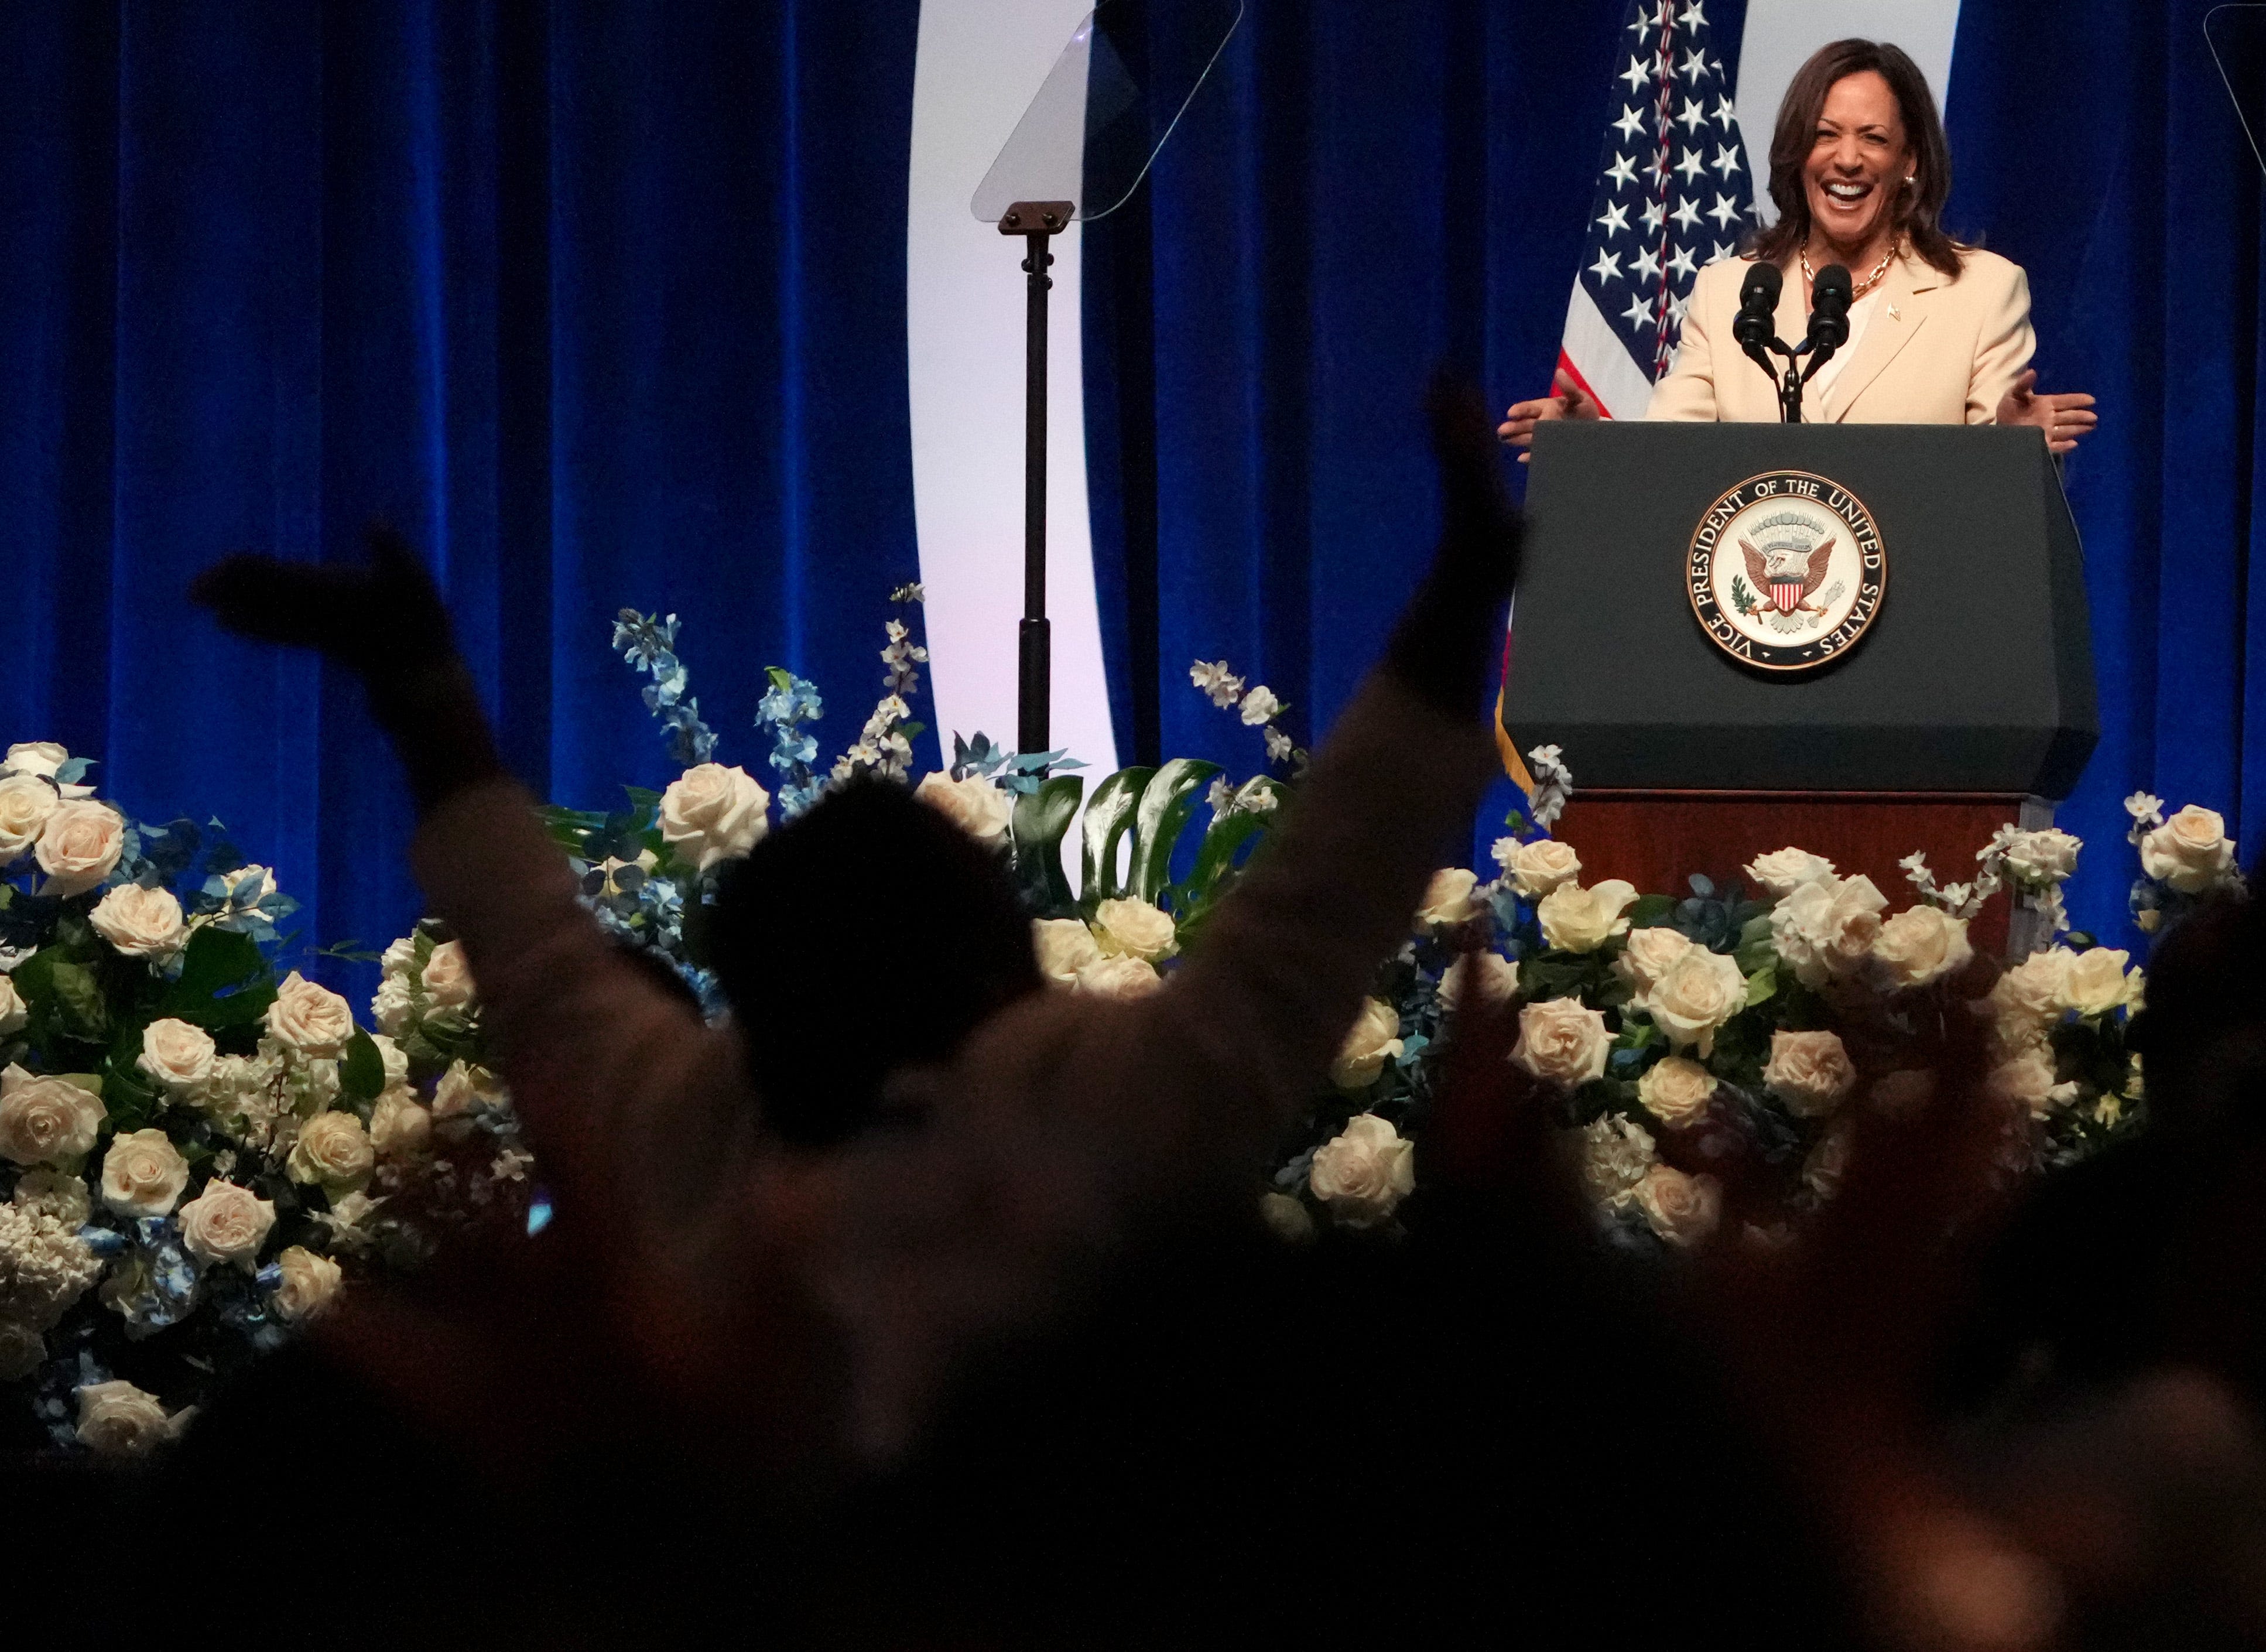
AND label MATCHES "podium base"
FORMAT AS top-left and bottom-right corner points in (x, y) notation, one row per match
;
(1549, 791), (2058, 959)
